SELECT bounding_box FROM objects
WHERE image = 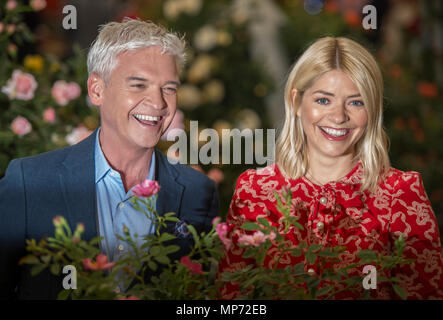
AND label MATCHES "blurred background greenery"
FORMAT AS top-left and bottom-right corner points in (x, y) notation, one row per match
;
(1, 0), (442, 239)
